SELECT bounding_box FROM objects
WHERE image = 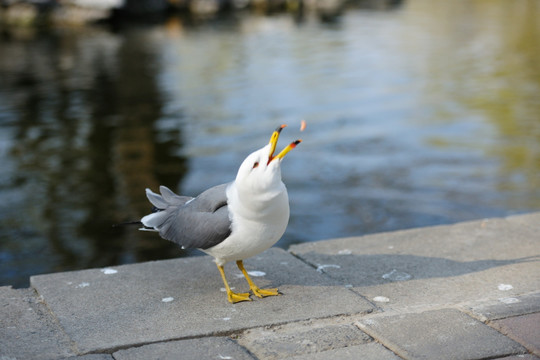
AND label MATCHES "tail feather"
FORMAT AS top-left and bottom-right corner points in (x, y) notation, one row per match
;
(141, 186), (194, 231)
(145, 188), (168, 209)
(159, 186), (178, 203)
(141, 211), (169, 229)
(159, 186), (193, 206)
